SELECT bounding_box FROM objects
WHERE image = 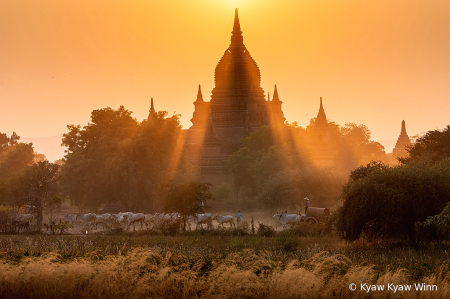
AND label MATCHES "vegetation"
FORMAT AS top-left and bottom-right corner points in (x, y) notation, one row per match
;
(227, 124), (312, 199)
(60, 106), (183, 212)
(0, 132), (58, 230)
(163, 180), (213, 231)
(422, 200), (450, 241)
(7, 161), (60, 229)
(0, 132), (34, 185)
(212, 183), (233, 202)
(227, 122), (384, 207)
(399, 125), (450, 166)
(259, 167), (342, 209)
(1, 233), (450, 298)
(336, 160), (450, 245)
